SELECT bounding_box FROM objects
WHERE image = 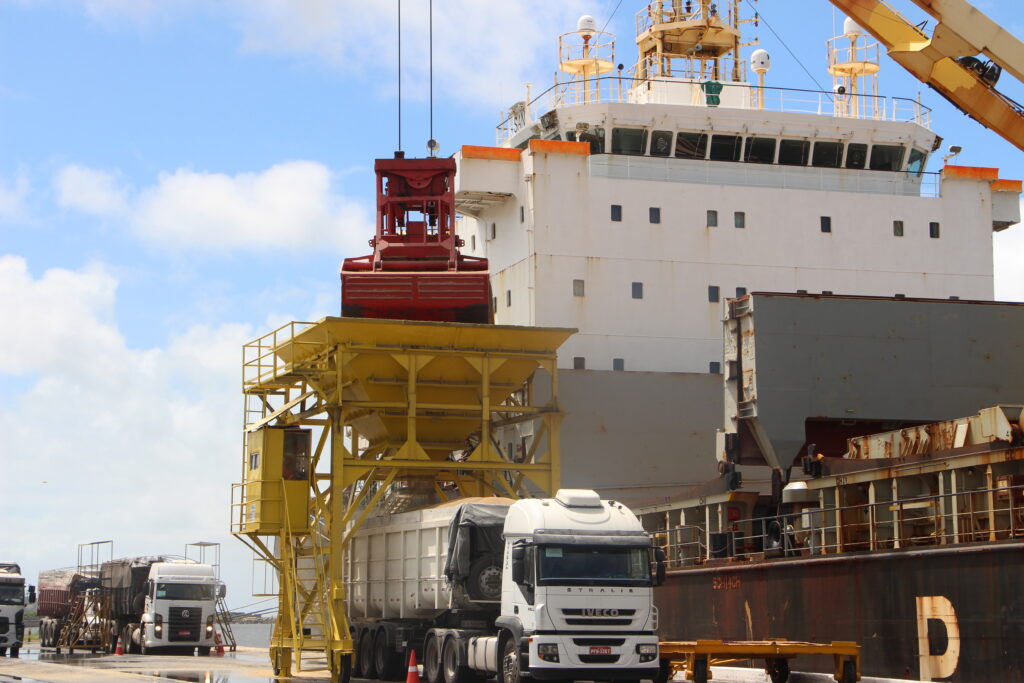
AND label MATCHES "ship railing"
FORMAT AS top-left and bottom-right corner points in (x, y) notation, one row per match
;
(496, 77), (932, 145)
(658, 483), (1024, 565)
